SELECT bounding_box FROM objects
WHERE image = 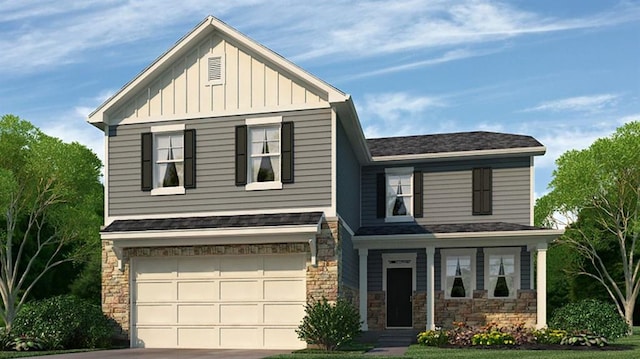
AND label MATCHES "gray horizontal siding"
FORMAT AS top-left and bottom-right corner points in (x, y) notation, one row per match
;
(108, 108), (332, 216)
(339, 223), (358, 288)
(336, 117), (361, 229)
(361, 157), (532, 226)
